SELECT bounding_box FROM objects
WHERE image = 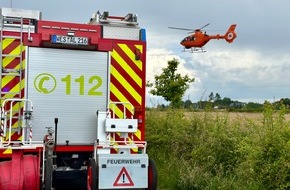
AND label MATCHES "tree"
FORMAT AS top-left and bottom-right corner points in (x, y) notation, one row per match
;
(214, 93), (222, 107)
(184, 99), (193, 109)
(147, 58), (194, 107)
(209, 92), (214, 102)
(245, 102), (263, 111)
(221, 97), (232, 106)
(215, 93), (221, 101)
(280, 98), (290, 106)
